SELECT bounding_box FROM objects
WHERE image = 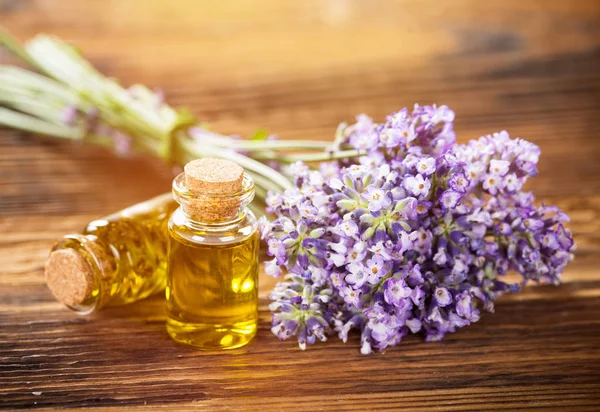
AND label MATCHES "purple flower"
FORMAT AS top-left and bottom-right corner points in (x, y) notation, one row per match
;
(416, 157), (436, 175)
(384, 277), (412, 307)
(440, 190), (462, 210)
(340, 285), (361, 307)
(347, 164), (367, 178)
(404, 174), (431, 197)
(59, 104), (78, 126)
(434, 287), (452, 307)
(406, 318), (422, 333)
(338, 314), (364, 343)
(345, 263), (368, 288)
(482, 174), (502, 194)
(348, 241), (368, 262)
(465, 162), (486, 184)
(111, 131), (132, 157)
(265, 259), (282, 278)
(433, 248), (448, 265)
(410, 229), (433, 253)
(338, 220), (359, 237)
(267, 238), (286, 262)
(556, 224), (574, 250)
(380, 127), (409, 148)
(416, 201), (431, 215)
(503, 173), (521, 192)
(427, 306), (444, 323)
(455, 291), (478, 320)
(541, 233), (559, 250)
(271, 319), (298, 340)
(397, 231), (413, 255)
(369, 241), (393, 260)
(411, 285), (426, 307)
(363, 187), (391, 212)
(298, 201), (319, 220)
(448, 172), (470, 193)
(489, 159), (510, 176)
(365, 256), (387, 283)
(265, 104), (574, 354)
(328, 252), (346, 267)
